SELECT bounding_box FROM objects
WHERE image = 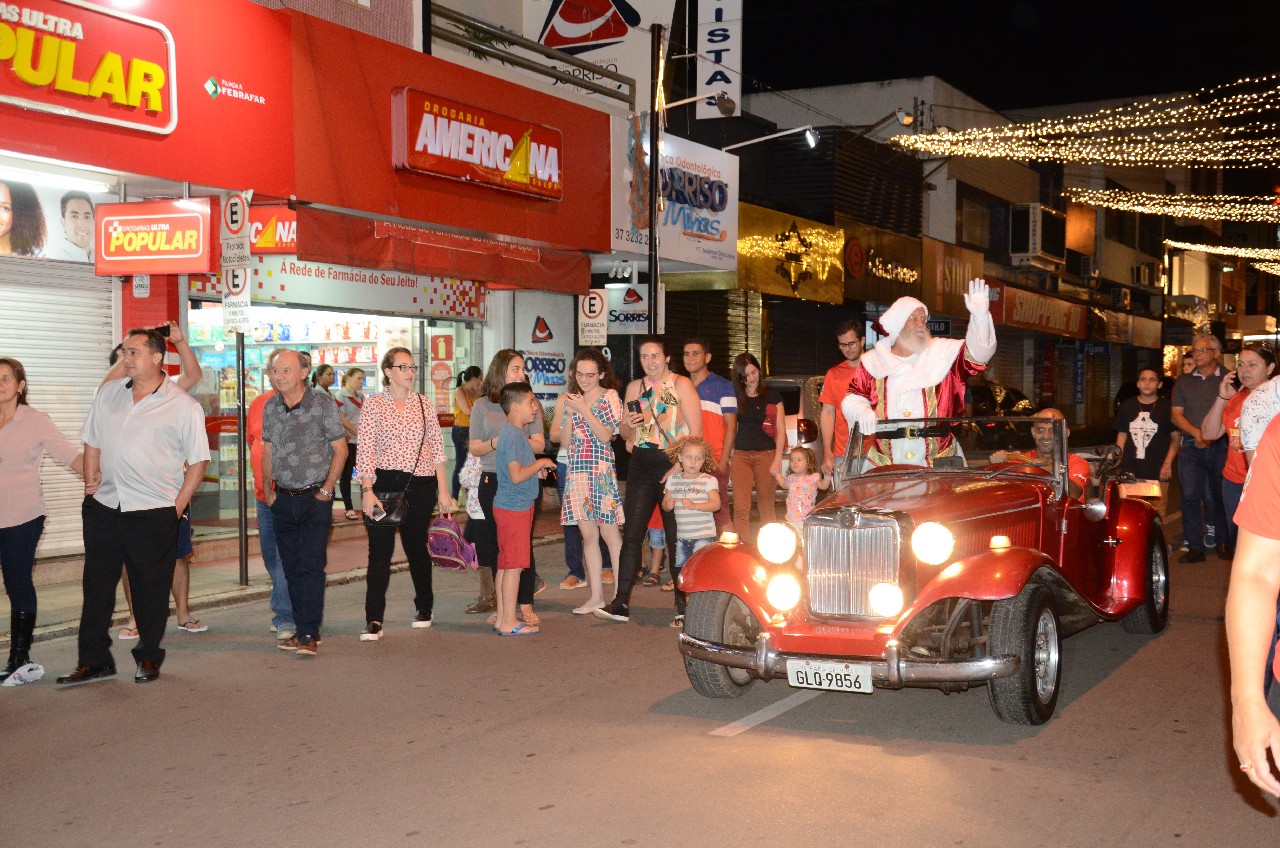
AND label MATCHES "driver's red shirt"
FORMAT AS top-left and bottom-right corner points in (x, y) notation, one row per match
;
(1004, 451), (1090, 497)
